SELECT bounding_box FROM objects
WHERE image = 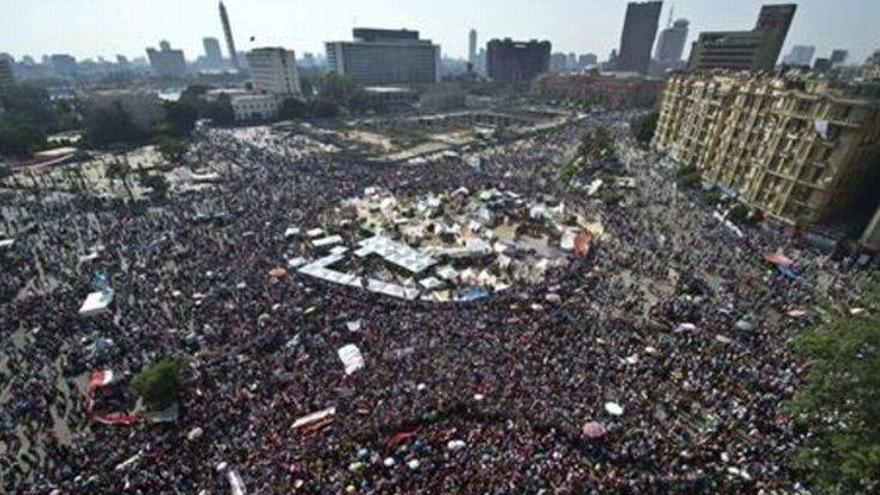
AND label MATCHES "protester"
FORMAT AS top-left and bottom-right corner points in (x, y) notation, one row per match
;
(0, 109), (867, 494)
